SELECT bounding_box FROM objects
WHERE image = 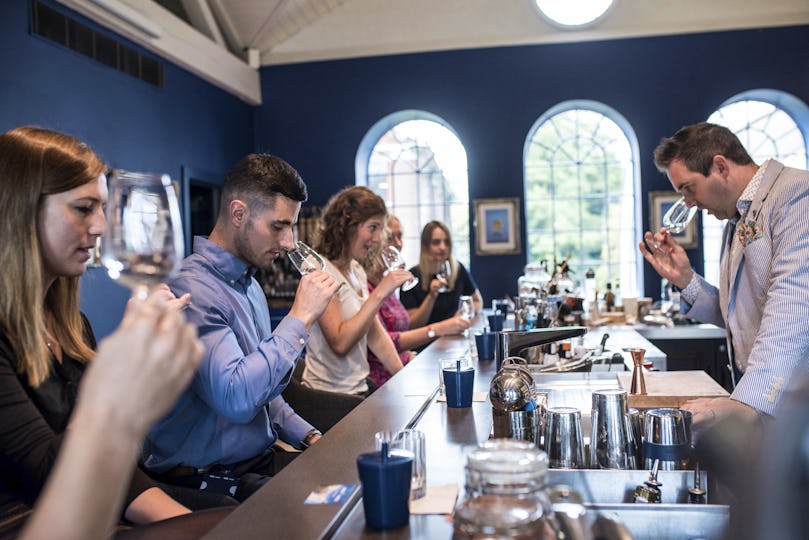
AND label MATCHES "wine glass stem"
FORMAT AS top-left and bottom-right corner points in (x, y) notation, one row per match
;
(133, 284), (149, 300)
